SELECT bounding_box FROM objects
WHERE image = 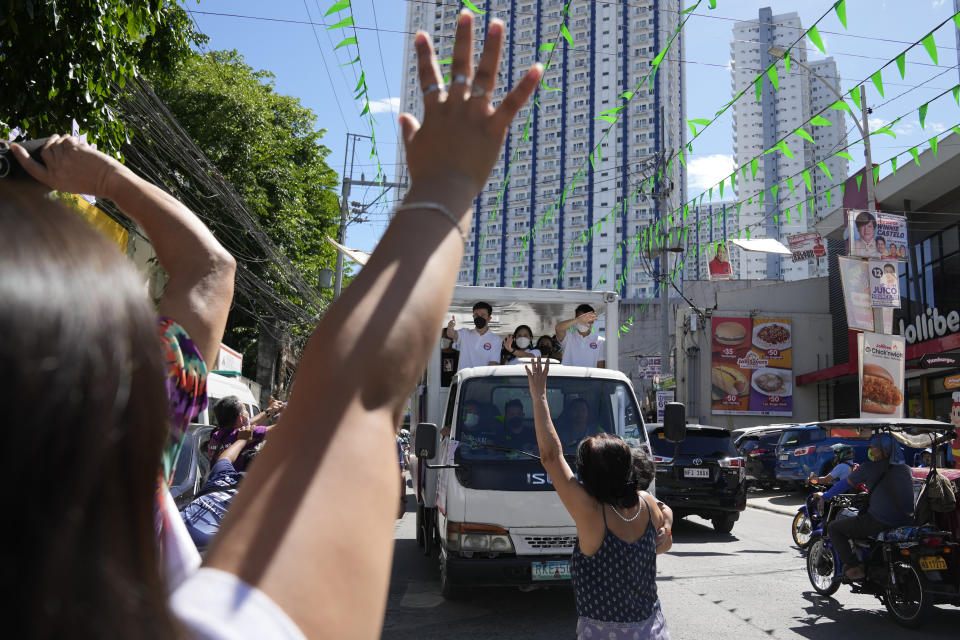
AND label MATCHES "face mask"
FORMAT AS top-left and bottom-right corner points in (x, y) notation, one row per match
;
(576, 323), (590, 333)
(441, 338), (452, 349)
(515, 337), (531, 349)
(474, 316), (487, 329)
(507, 416), (523, 430)
(464, 413), (479, 428)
